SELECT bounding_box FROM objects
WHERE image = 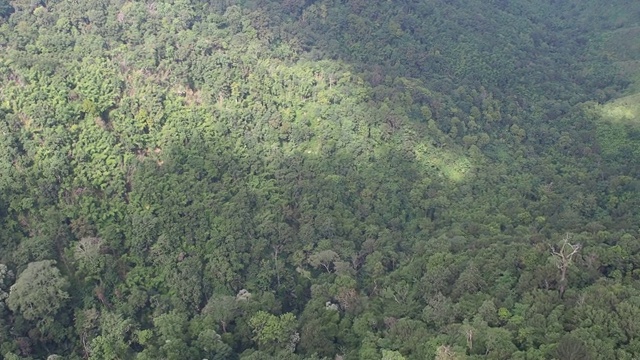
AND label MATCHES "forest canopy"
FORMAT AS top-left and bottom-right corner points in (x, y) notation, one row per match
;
(1, 0), (640, 359)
